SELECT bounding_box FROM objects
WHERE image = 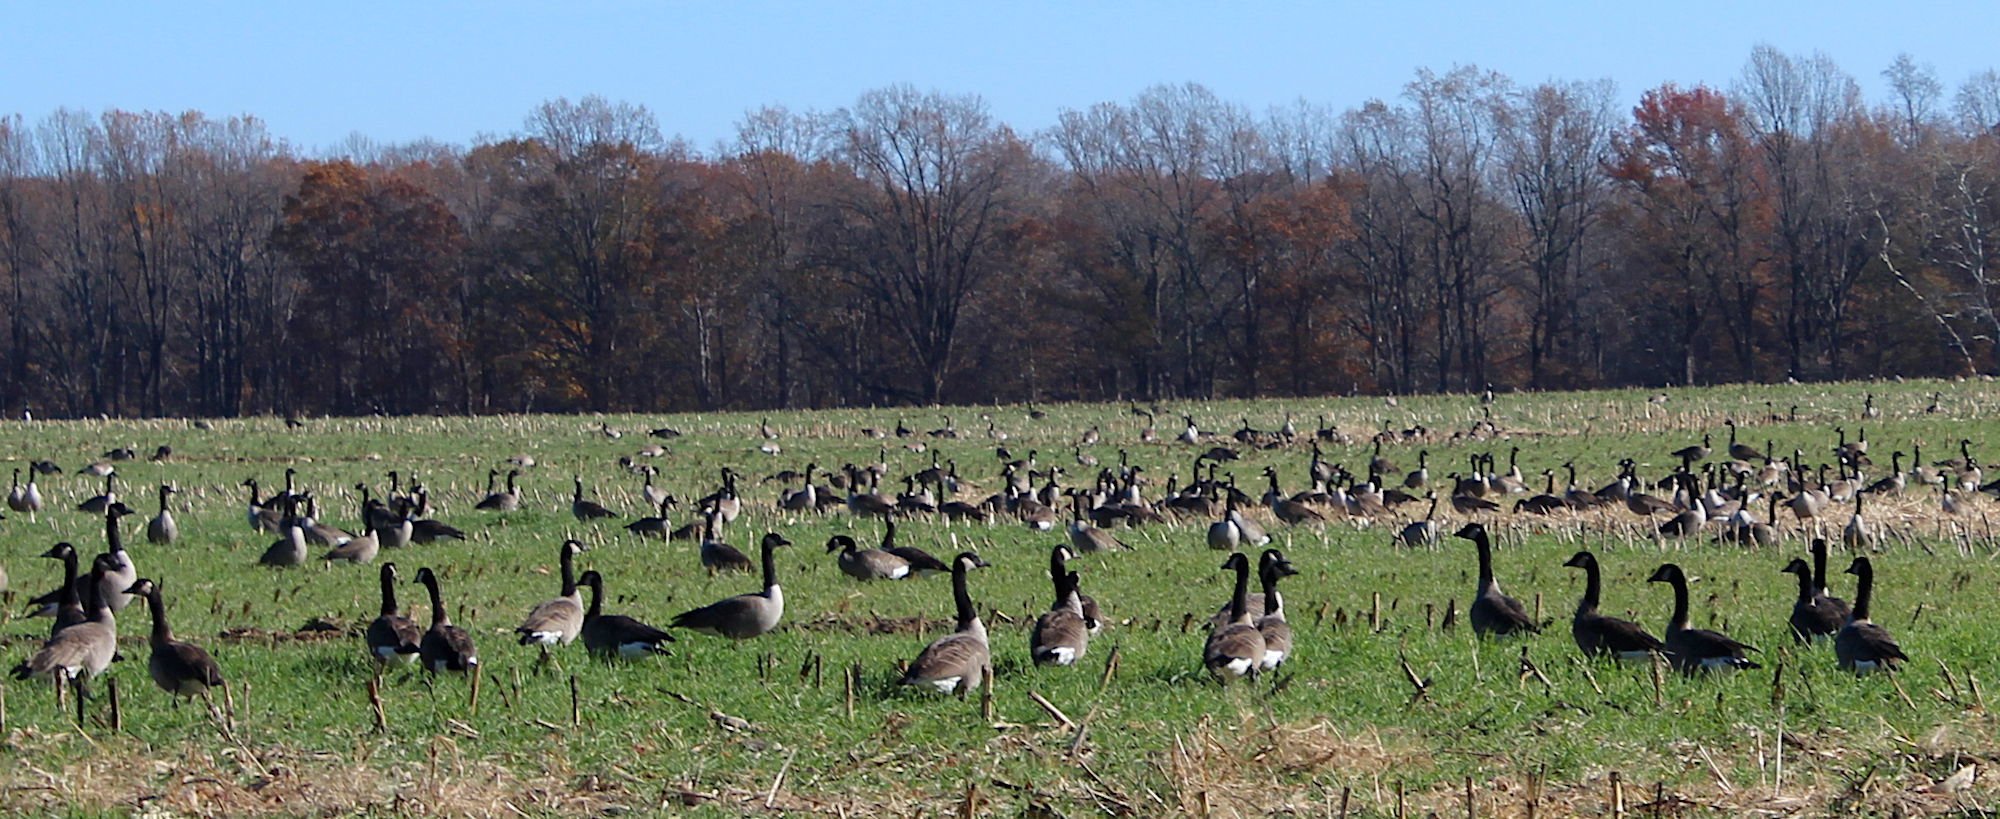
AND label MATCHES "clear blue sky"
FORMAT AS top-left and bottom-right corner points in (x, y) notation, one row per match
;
(4, 2), (1994, 154)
